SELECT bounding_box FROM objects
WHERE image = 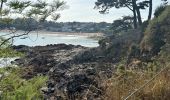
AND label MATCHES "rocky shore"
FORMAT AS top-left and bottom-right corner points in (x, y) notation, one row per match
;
(12, 44), (115, 99)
